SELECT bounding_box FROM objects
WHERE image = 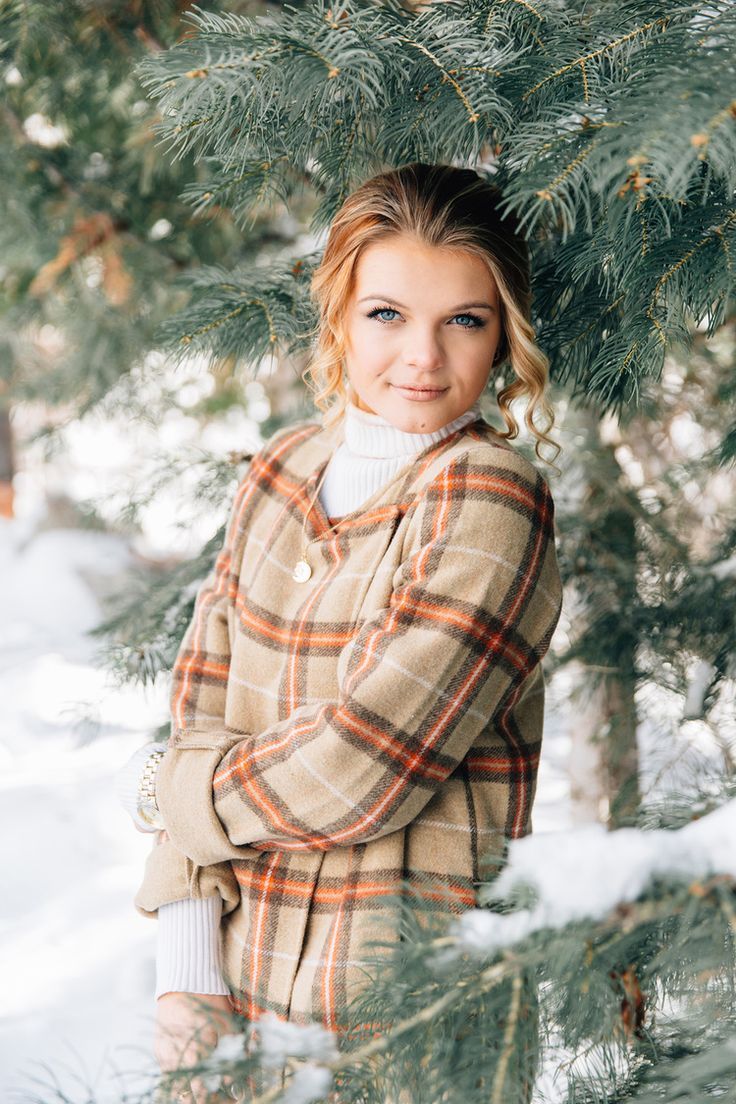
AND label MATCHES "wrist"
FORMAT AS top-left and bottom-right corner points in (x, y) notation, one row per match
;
(137, 746), (166, 830)
(115, 741), (164, 832)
